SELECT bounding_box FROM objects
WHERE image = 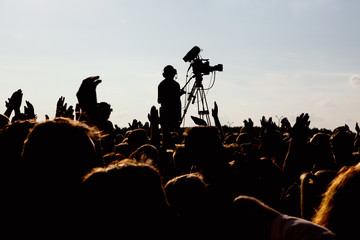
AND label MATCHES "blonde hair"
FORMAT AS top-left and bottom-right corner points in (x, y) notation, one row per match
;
(312, 163), (360, 231)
